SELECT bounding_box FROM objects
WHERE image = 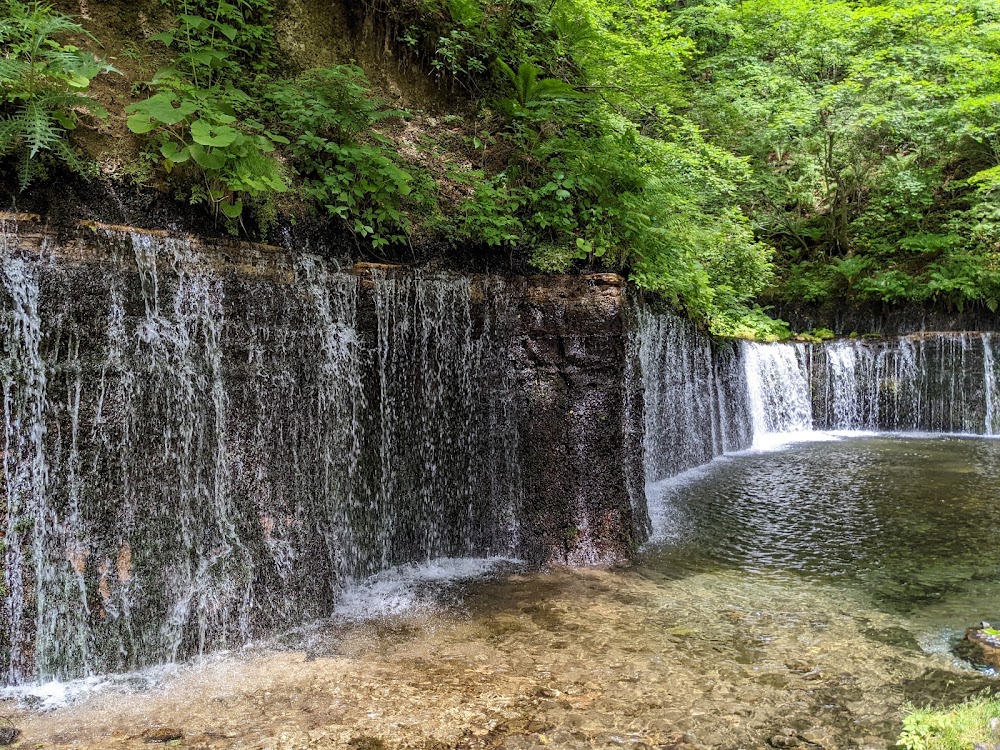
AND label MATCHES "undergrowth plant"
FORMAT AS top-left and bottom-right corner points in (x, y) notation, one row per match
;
(152, 0), (276, 77)
(0, 0), (116, 189)
(898, 694), (1000, 750)
(267, 65), (418, 248)
(127, 0), (286, 221)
